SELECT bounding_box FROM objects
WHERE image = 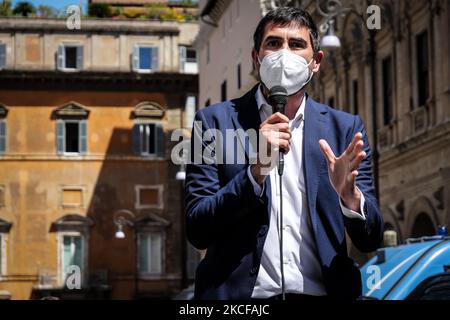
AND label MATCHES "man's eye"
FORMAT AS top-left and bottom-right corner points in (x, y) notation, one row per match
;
(290, 42), (305, 49)
(267, 40), (280, 47)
